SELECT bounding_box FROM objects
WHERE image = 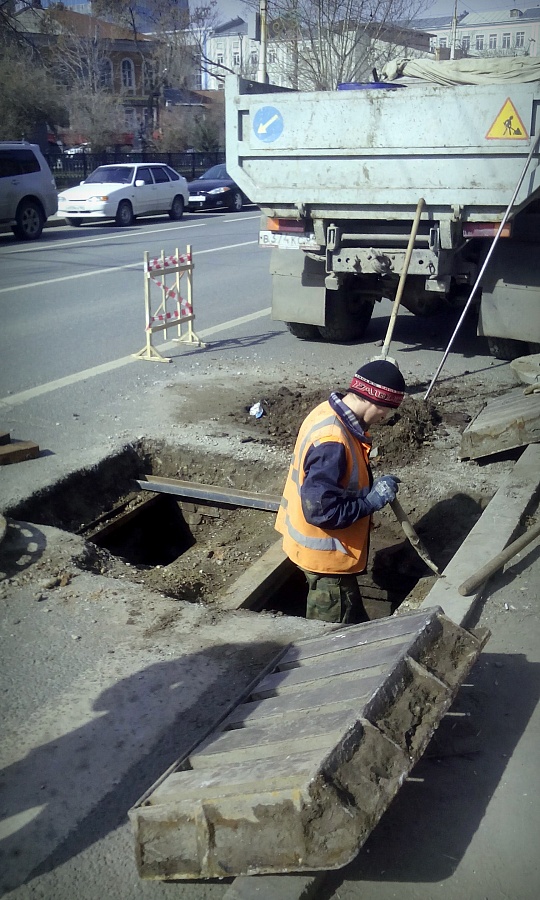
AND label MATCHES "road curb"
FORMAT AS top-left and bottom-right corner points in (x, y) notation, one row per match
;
(0, 217), (67, 236)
